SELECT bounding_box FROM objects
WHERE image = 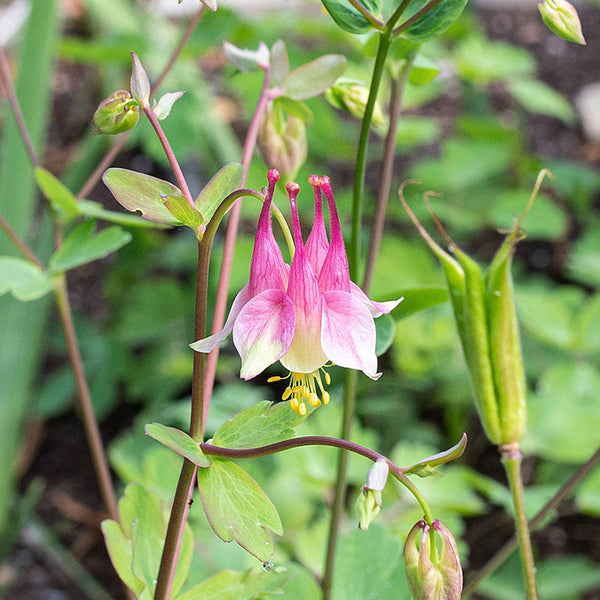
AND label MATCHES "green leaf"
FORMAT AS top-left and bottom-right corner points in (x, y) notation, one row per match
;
(270, 40), (290, 87)
(34, 168), (79, 219)
(49, 221), (132, 272)
(197, 458), (283, 561)
(524, 362), (600, 463)
(274, 96), (314, 125)
(194, 162), (244, 224)
(391, 287), (449, 320)
(0, 257), (52, 301)
(162, 192), (204, 232)
(175, 566), (292, 600)
(401, 0), (468, 43)
(77, 199), (167, 228)
(404, 434), (467, 476)
(212, 401), (307, 449)
(223, 41), (269, 72)
(284, 55), (347, 101)
(101, 519), (145, 595)
(145, 422), (211, 467)
(102, 168), (183, 225)
(375, 313), (396, 356)
(508, 78), (576, 124)
(332, 523), (411, 600)
(408, 53), (440, 86)
(321, 0), (382, 34)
